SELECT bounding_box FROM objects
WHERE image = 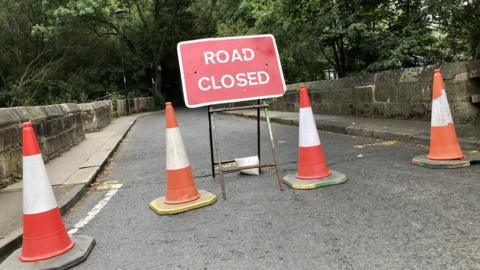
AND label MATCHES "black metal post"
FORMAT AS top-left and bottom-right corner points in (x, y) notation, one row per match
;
(210, 113), (226, 199)
(257, 99), (261, 174)
(114, 9), (129, 115)
(208, 106), (215, 177)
